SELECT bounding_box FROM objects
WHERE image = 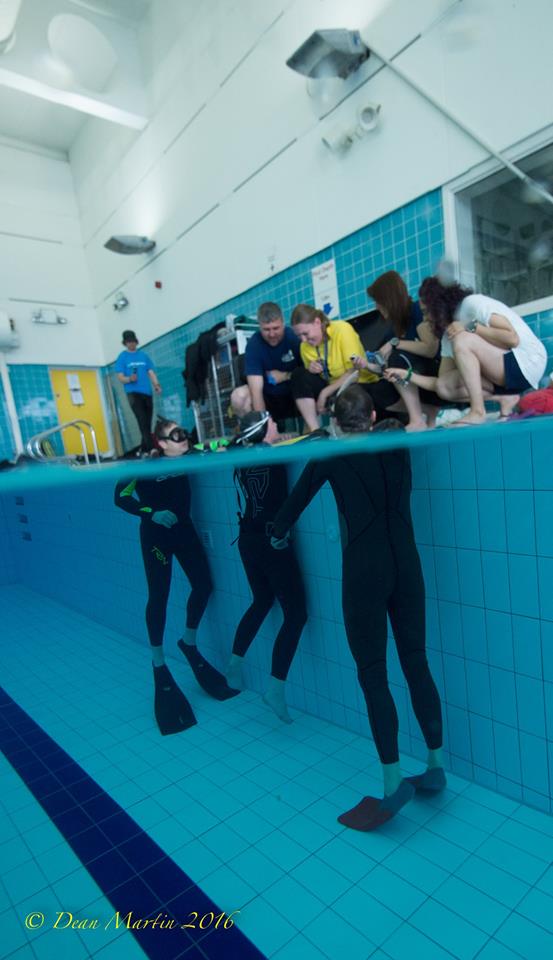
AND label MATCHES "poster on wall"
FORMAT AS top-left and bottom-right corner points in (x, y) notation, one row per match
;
(311, 258), (340, 319)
